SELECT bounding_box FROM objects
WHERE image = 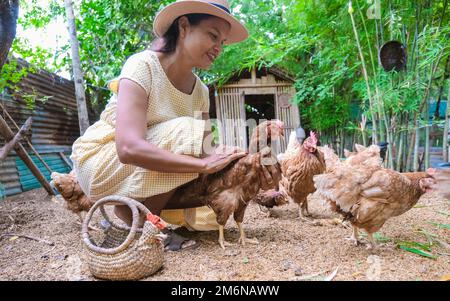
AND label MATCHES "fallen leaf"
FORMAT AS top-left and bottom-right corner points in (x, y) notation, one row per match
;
(440, 275), (450, 281)
(435, 210), (450, 217)
(399, 246), (437, 260)
(295, 270), (326, 281)
(9, 236), (19, 242)
(243, 256), (249, 264)
(324, 267), (339, 281)
(351, 271), (363, 277)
